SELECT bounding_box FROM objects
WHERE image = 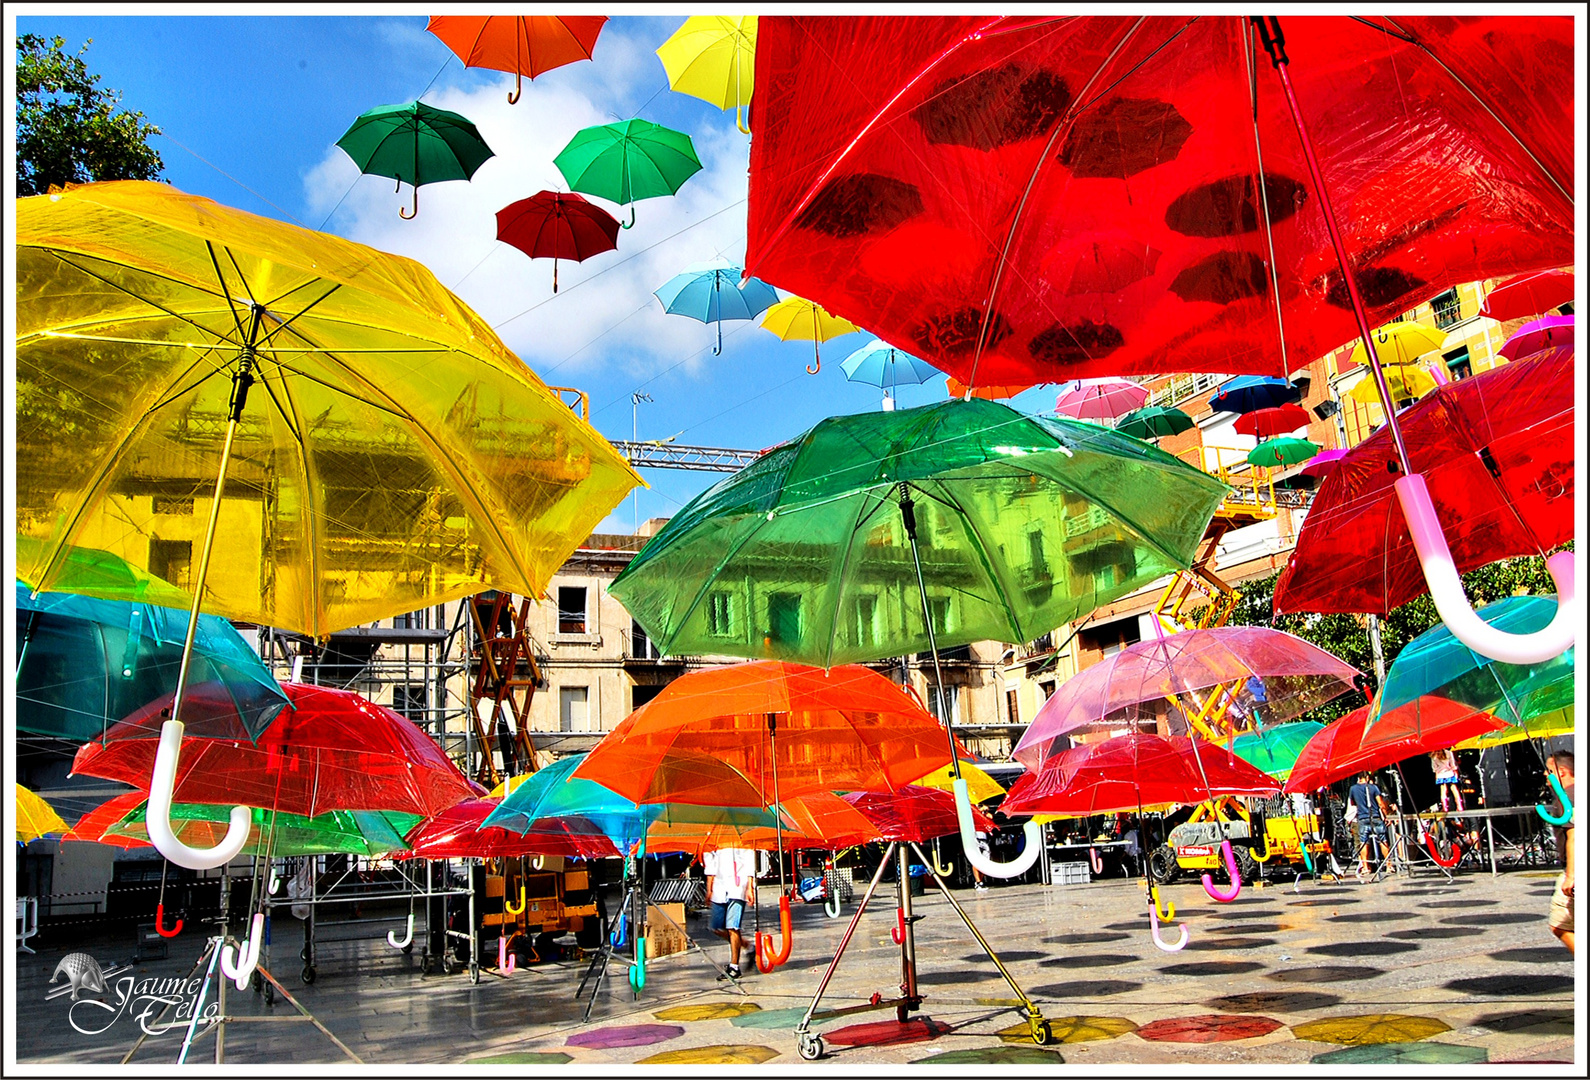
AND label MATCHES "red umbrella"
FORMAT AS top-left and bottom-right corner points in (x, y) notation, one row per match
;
(62, 792), (149, 849)
(1481, 268), (1576, 322)
(428, 16), (607, 103)
(1003, 734), (1280, 817)
(399, 798), (619, 861)
(1233, 404), (1310, 440)
(842, 785), (994, 843)
(497, 191), (621, 293)
(72, 682), (475, 819)
(1274, 352), (1573, 619)
(744, 16), (1571, 389)
(1282, 700), (1508, 794)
